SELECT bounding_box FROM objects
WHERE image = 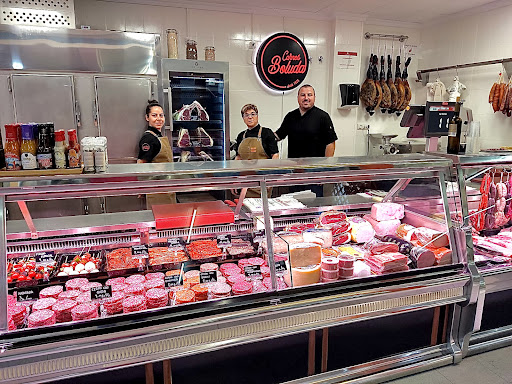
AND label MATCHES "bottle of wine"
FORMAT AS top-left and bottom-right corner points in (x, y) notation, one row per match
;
(447, 106), (462, 155)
